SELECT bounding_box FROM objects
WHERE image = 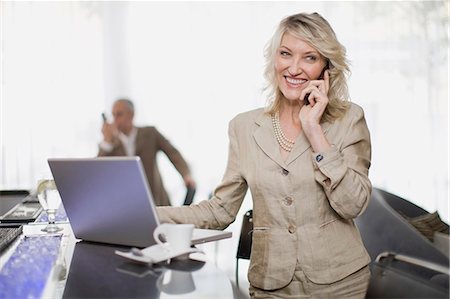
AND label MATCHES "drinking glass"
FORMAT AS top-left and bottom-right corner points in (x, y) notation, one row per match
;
(37, 179), (63, 233)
